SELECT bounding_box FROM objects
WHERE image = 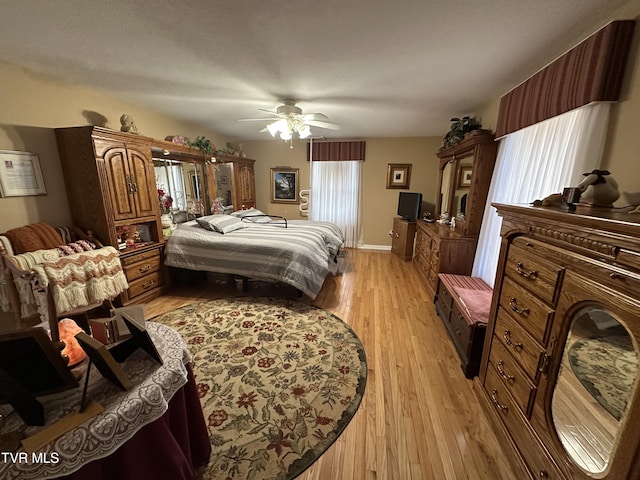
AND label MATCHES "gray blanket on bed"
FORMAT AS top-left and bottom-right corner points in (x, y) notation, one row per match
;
(164, 220), (344, 298)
